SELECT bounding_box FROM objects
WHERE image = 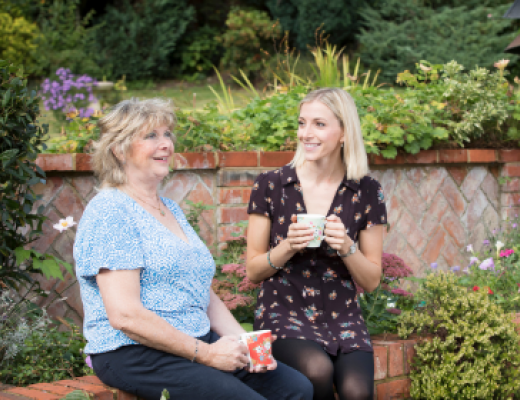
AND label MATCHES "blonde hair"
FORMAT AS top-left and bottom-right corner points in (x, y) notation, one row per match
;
(92, 98), (177, 187)
(290, 88), (368, 180)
